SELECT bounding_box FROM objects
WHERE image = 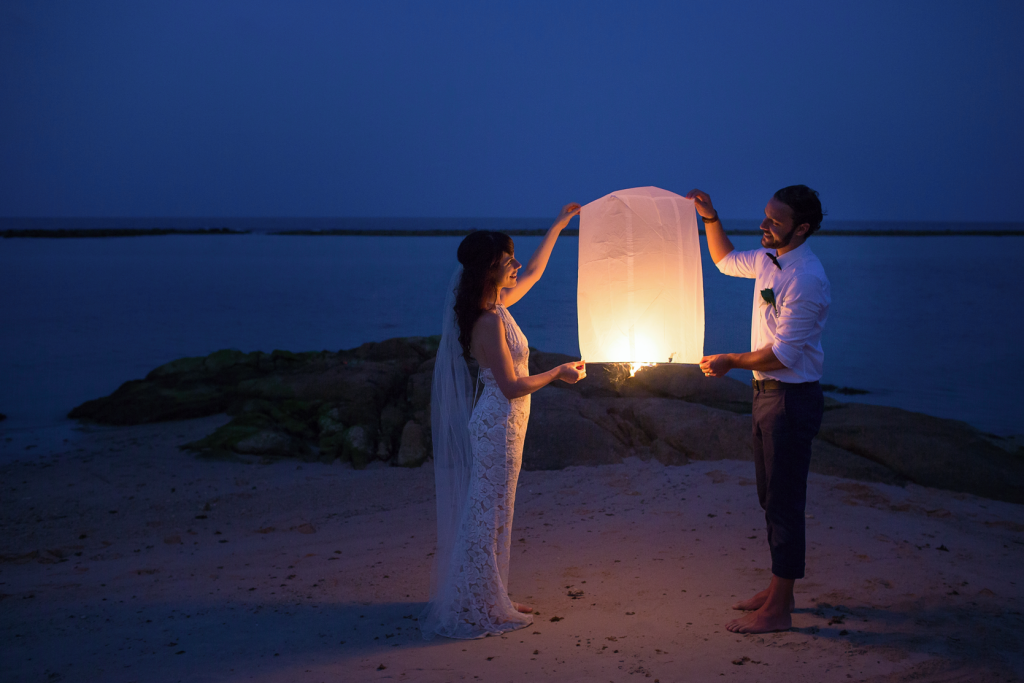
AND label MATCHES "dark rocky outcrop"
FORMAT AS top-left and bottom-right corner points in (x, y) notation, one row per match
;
(69, 338), (440, 467)
(521, 355), (905, 487)
(817, 403), (1024, 504)
(68, 337), (1024, 503)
